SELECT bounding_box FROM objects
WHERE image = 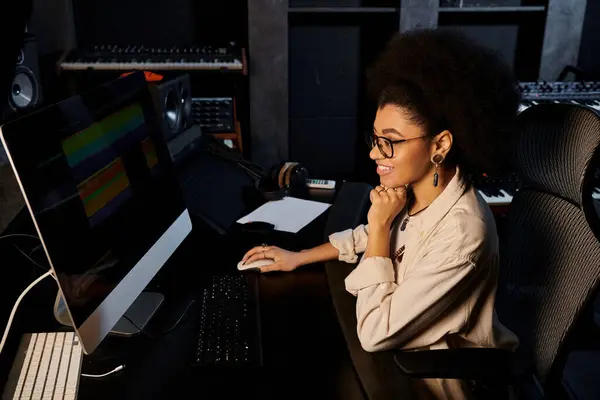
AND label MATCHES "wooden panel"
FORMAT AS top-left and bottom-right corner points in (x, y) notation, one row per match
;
(539, 0), (587, 81)
(248, 0), (289, 169)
